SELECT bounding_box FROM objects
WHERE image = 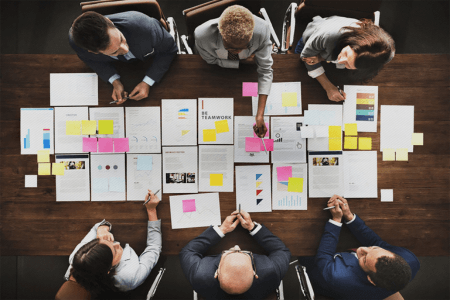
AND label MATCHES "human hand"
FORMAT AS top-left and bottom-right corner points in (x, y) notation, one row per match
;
(233, 210), (255, 231)
(302, 55), (322, 65)
(111, 79), (128, 105)
(326, 87), (346, 102)
(327, 195), (343, 223)
(336, 195), (352, 222)
(219, 214), (240, 234)
(129, 82), (150, 101)
(253, 116), (267, 138)
(240, 54), (256, 64)
(97, 225), (114, 242)
(144, 189), (160, 211)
